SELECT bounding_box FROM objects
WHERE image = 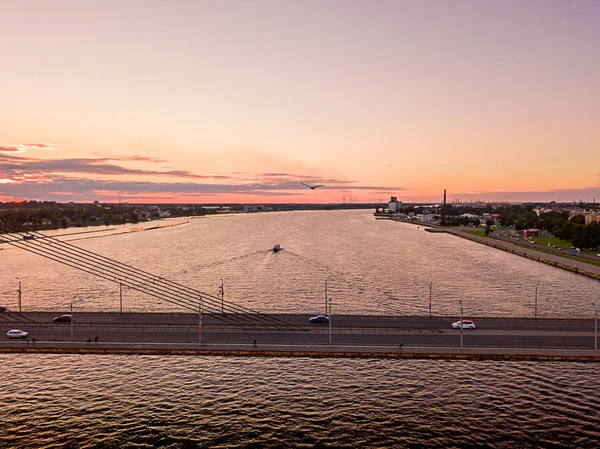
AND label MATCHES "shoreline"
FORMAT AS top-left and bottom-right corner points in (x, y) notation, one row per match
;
(379, 216), (600, 281)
